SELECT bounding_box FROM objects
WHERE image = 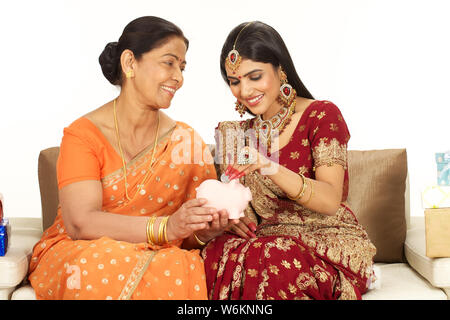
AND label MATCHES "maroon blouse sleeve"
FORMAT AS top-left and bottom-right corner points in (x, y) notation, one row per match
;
(306, 101), (350, 201)
(307, 101), (350, 171)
